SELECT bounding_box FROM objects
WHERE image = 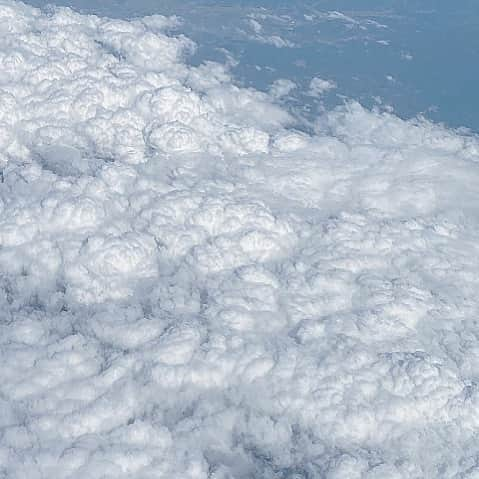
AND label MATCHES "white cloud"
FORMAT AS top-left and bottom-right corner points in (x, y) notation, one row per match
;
(269, 78), (297, 99)
(308, 76), (337, 97)
(1, 1), (479, 478)
(246, 16), (295, 48)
